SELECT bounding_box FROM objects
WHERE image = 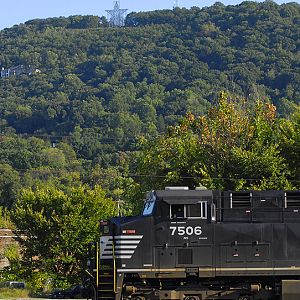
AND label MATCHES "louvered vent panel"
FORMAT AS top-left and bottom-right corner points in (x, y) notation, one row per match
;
(231, 192), (252, 208)
(286, 192), (300, 208)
